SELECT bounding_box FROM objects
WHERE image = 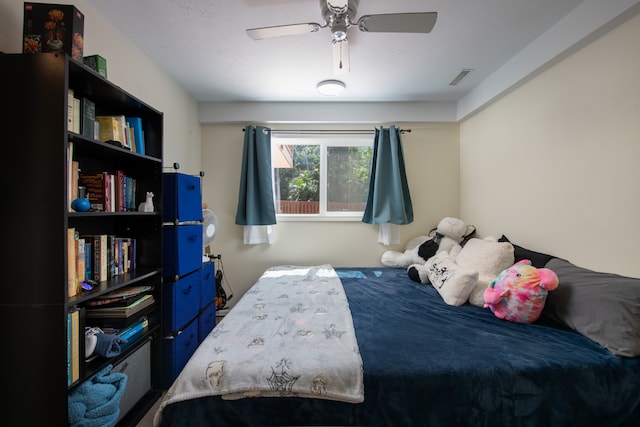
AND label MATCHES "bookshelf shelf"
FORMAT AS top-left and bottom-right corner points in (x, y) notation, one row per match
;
(2, 52), (164, 426)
